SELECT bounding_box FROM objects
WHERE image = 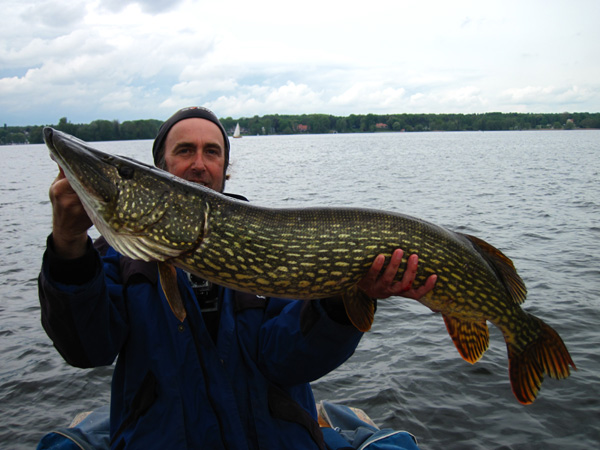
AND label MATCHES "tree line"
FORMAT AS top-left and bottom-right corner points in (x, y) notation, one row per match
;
(2, 112), (599, 145)
(0, 117), (164, 145)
